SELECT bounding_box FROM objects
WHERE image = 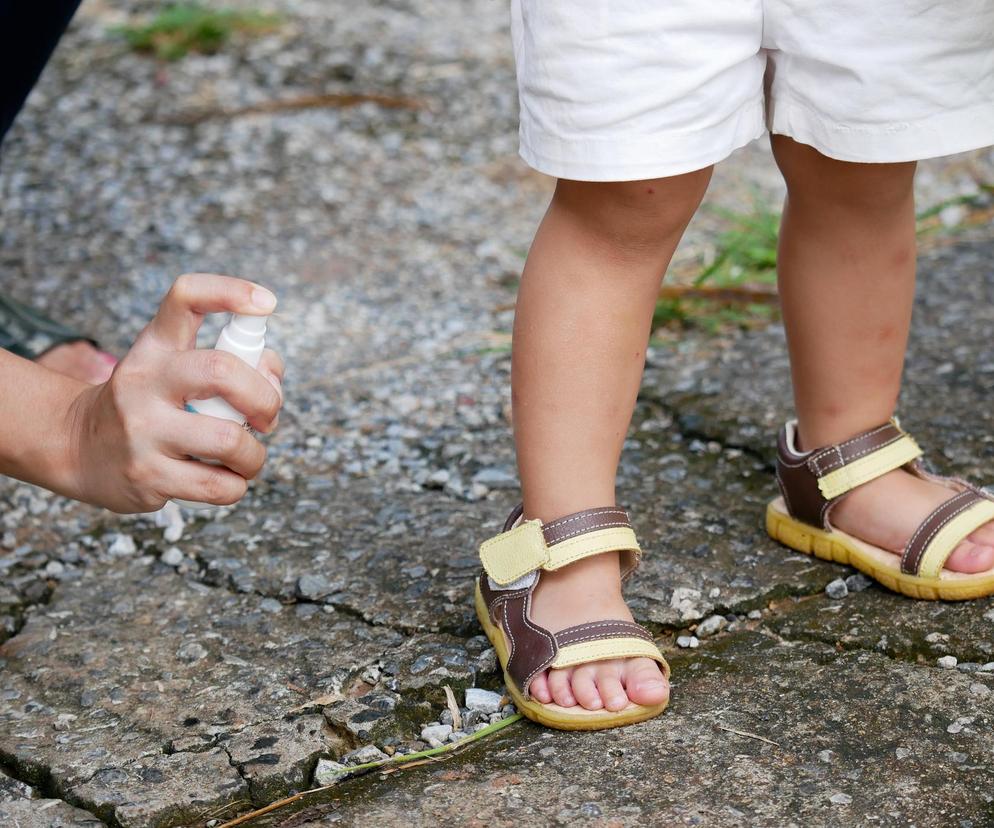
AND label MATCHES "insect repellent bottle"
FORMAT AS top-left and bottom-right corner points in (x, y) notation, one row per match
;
(174, 313), (269, 510)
